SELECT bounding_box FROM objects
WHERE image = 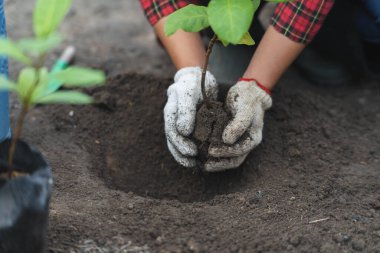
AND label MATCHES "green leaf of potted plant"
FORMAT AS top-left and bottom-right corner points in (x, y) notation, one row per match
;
(0, 0), (105, 251)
